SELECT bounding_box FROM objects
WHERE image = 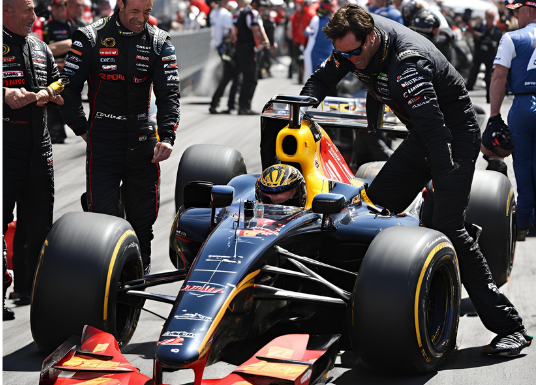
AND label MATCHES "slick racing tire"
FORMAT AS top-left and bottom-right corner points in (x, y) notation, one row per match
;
(465, 170), (516, 287)
(354, 161), (386, 180)
(31, 212), (144, 353)
(351, 227), (460, 373)
(421, 170), (516, 287)
(175, 144), (247, 212)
